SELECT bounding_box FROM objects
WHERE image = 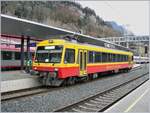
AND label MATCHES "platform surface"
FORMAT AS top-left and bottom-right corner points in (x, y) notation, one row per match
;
(1, 70), (37, 81)
(104, 80), (149, 112)
(1, 71), (41, 93)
